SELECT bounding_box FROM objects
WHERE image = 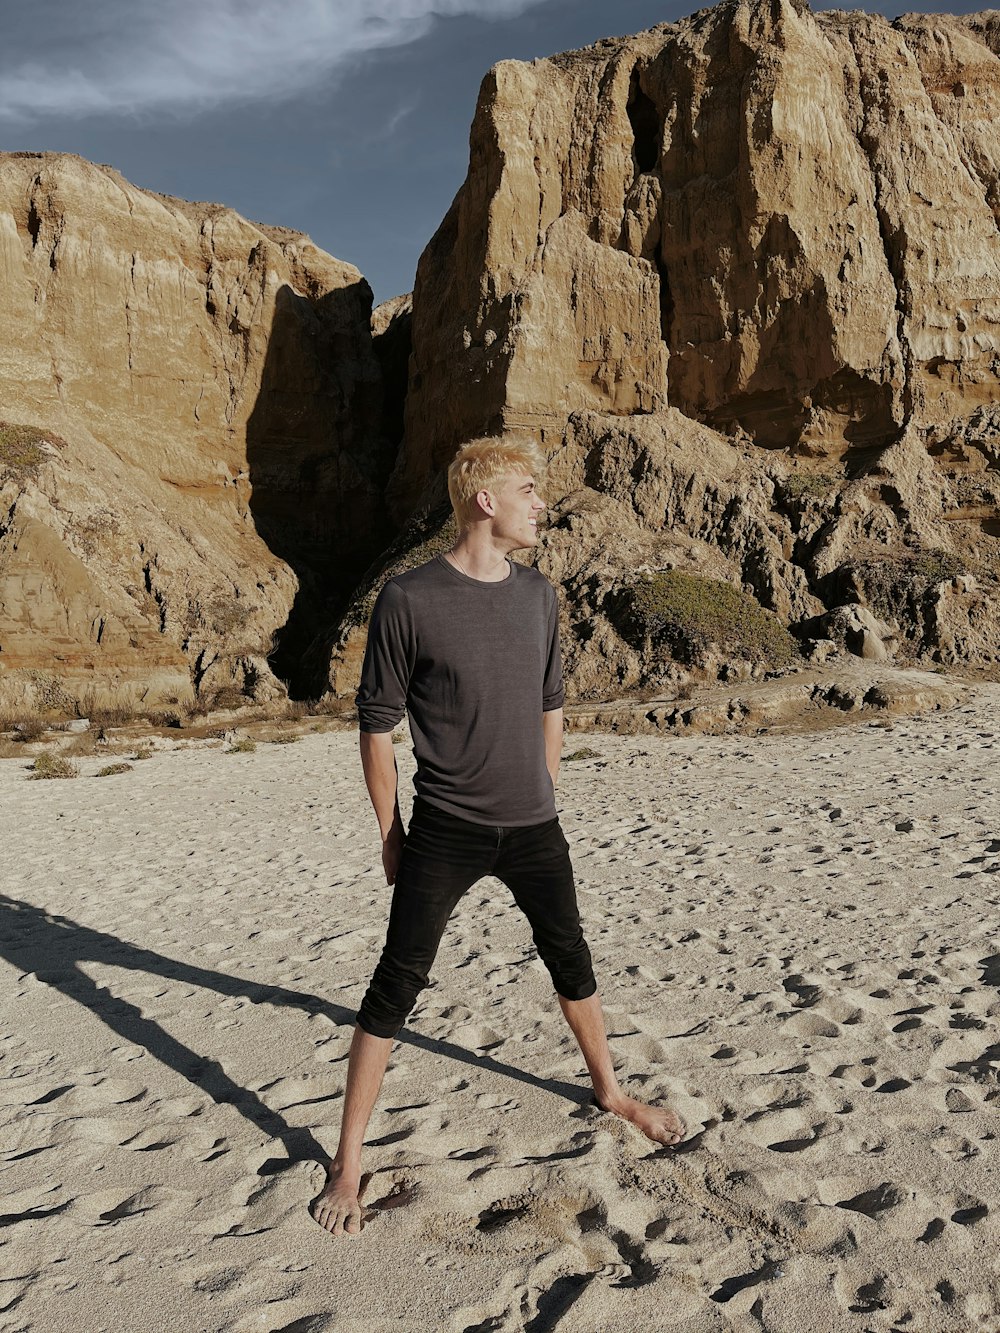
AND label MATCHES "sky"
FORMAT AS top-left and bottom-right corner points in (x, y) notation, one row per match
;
(0, 0), (984, 305)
